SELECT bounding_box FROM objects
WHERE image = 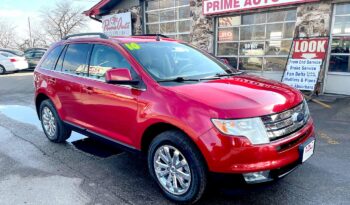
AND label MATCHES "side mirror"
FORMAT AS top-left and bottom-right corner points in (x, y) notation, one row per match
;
(105, 68), (139, 86)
